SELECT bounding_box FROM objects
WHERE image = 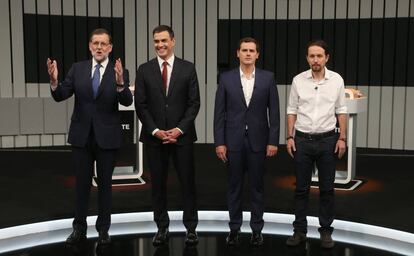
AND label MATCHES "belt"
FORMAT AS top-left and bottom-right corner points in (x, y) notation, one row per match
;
(295, 129), (336, 140)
